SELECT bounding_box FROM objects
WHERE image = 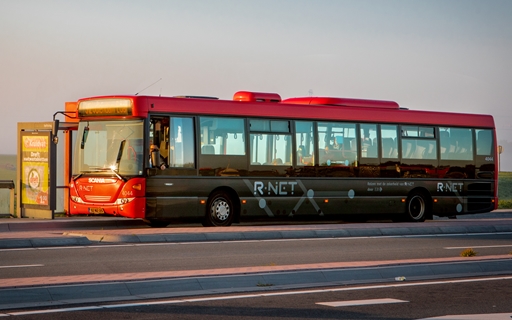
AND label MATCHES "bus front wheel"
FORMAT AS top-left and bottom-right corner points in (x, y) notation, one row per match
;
(405, 192), (428, 222)
(204, 191), (234, 227)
